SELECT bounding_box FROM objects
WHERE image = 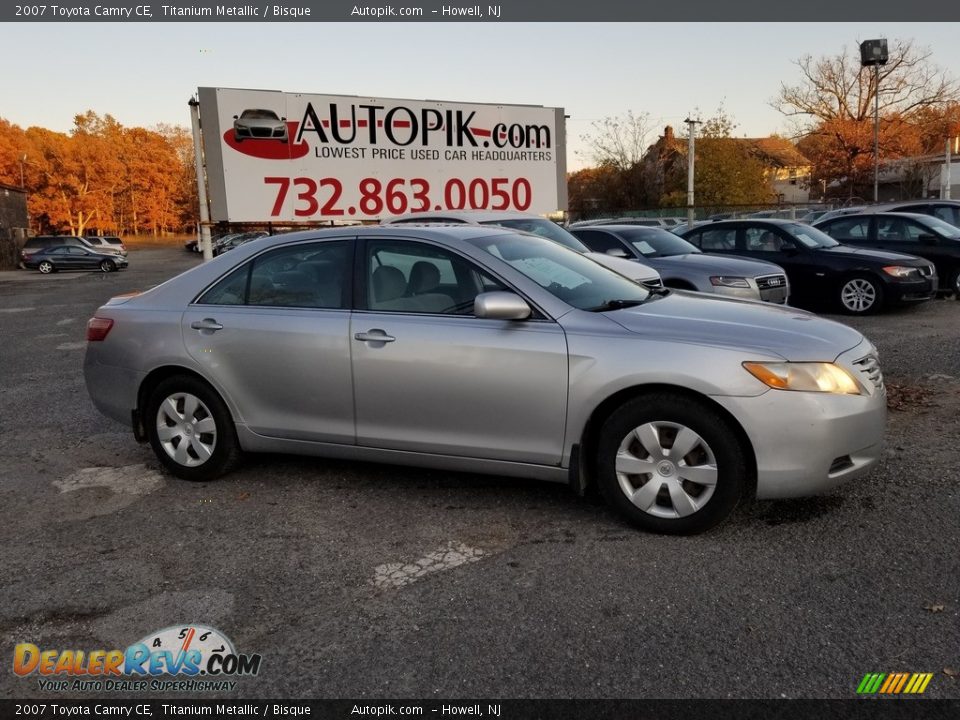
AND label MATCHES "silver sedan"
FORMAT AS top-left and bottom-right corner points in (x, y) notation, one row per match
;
(84, 226), (886, 534)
